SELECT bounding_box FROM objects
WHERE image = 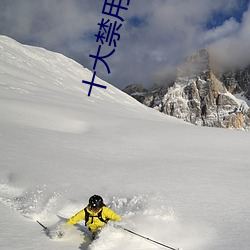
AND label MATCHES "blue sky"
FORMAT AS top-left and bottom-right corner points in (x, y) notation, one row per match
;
(0, 0), (249, 89)
(206, 0), (249, 28)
